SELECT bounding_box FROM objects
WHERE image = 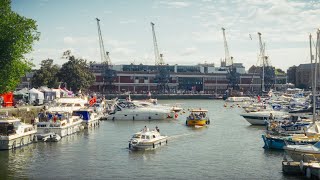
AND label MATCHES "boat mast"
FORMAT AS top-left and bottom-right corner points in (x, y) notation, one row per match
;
(313, 30), (320, 123)
(258, 32), (265, 92)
